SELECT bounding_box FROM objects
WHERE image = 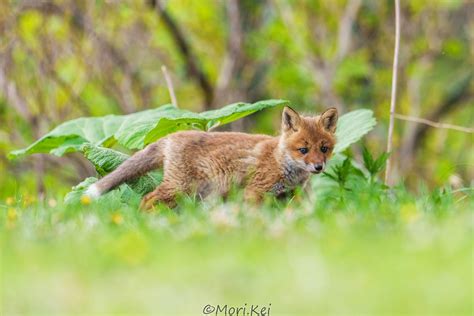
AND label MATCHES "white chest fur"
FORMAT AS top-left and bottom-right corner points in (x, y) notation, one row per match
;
(271, 157), (309, 196)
